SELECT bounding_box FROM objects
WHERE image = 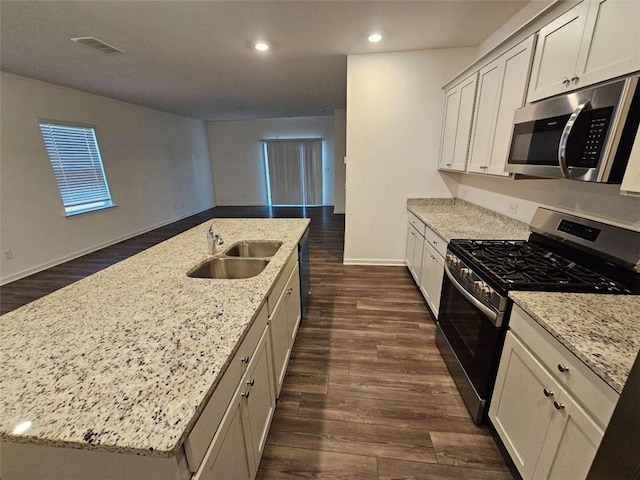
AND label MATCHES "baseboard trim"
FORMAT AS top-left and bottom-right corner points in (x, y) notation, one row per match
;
(0, 204), (216, 286)
(342, 258), (406, 266)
